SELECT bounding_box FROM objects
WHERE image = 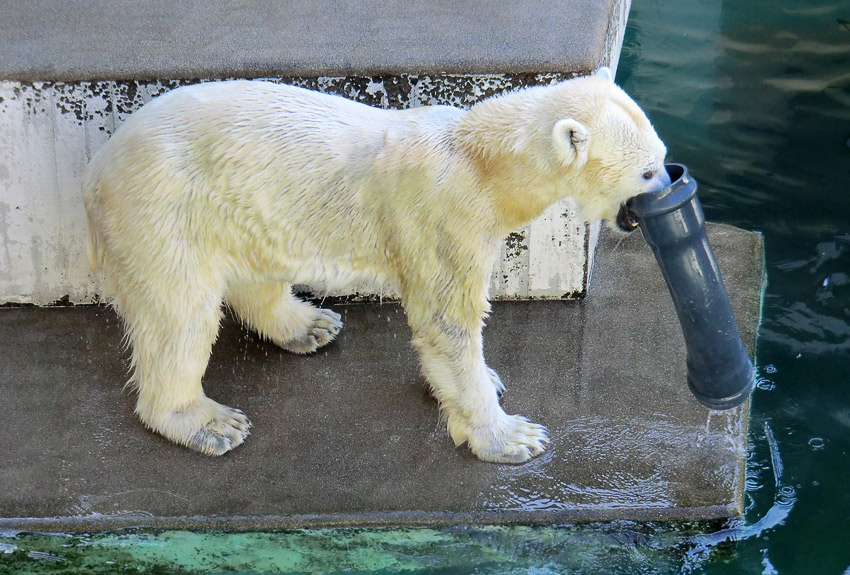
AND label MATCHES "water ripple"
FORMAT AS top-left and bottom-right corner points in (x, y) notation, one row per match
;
(686, 422), (796, 550)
